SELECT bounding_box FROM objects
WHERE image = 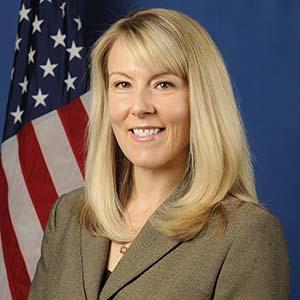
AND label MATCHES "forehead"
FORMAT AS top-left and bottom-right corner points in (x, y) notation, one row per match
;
(107, 39), (161, 75)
